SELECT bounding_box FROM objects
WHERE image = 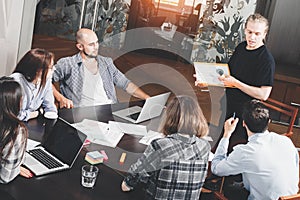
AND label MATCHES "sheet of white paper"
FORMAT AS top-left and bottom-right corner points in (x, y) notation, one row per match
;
(139, 130), (164, 145)
(109, 121), (148, 136)
(26, 139), (40, 151)
(194, 62), (230, 86)
(72, 119), (124, 148)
